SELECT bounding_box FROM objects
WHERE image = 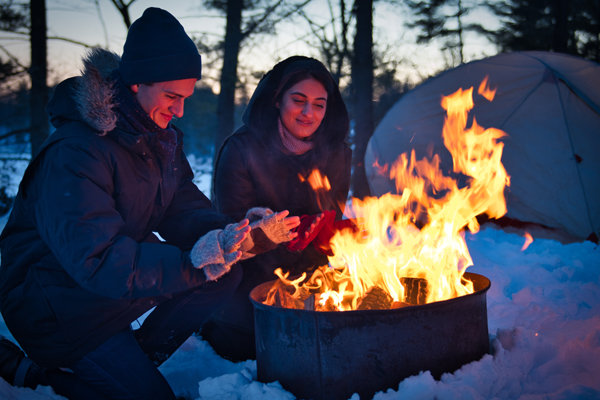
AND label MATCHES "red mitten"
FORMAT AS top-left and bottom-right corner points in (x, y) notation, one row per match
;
(313, 216), (360, 256)
(333, 219), (361, 233)
(284, 211), (336, 252)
